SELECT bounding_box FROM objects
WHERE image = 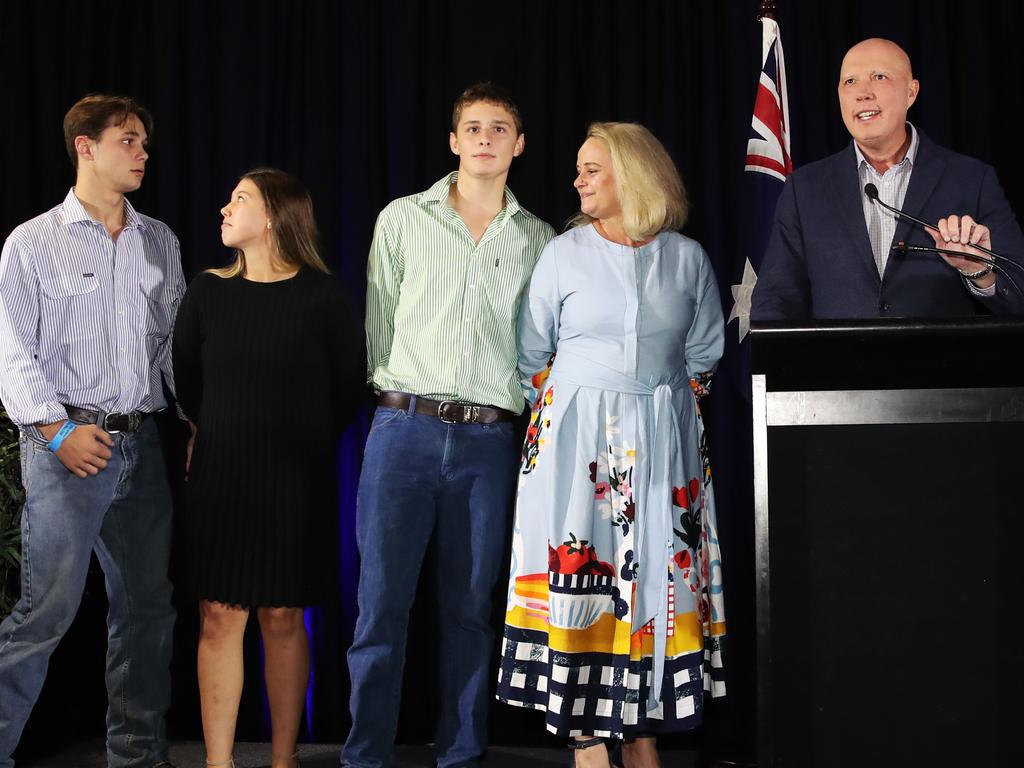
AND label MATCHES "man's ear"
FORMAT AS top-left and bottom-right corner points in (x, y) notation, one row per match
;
(75, 135), (95, 164)
(907, 78), (920, 107)
(449, 131), (459, 156)
(513, 133), (525, 157)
